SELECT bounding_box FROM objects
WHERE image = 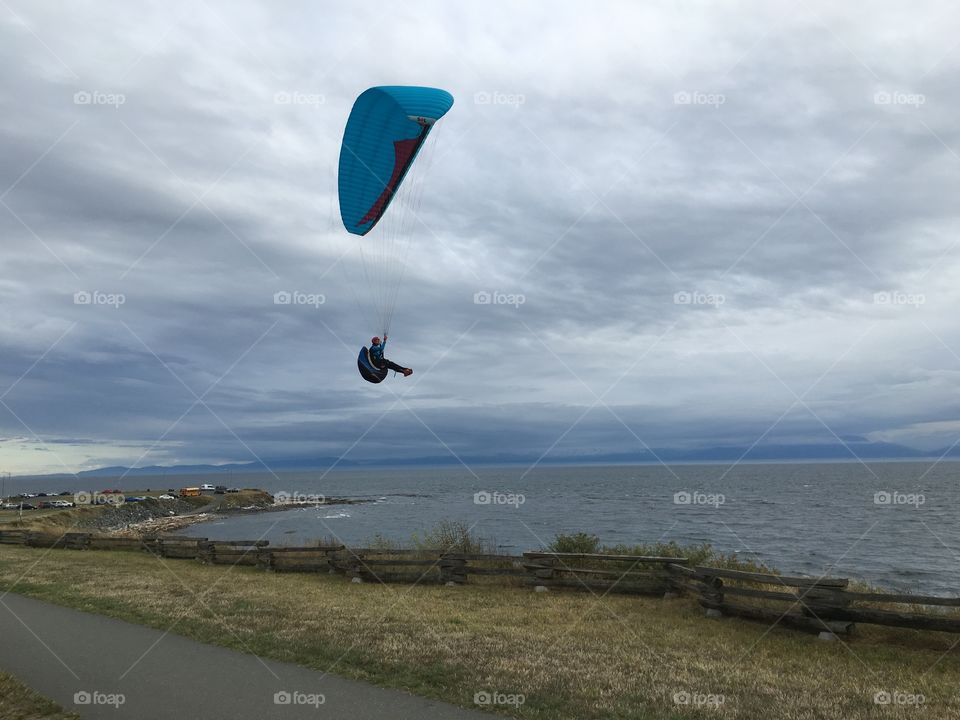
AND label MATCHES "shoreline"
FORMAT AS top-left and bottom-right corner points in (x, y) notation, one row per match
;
(0, 489), (373, 539)
(118, 497), (373, 536)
